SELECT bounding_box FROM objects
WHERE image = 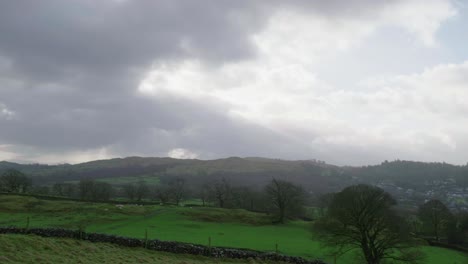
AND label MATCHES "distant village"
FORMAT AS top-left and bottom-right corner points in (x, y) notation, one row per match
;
(375, 178), (468, 211)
